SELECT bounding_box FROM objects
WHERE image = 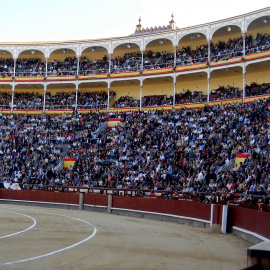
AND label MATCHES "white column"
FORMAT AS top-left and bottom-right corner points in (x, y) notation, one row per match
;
(76, 57), (80, 77)
(108, 194), (113, 213)
(13, 58), (17, 78)
(79, 192), (84, 210)
(45, 58), (48, 78)
(174, 46), (177, 67)
(43, 83), (47, 113)
(221, 205), (228, 234)
(108, 54), (112, 74)
(140, 51), (144, 111)
(75, 81), (79, 111)
(242, 64), (246, 104)
(242, 32), (246, 105)
(140, 51), (144, 71)
(11, 82), (15, 113)
(139, 77), (143, 111)
(207, 39), (211, 106)
(207, 39), (211, 64)
(107, 80), (111, 113)
(173, 73), (176, 109)
(210, 204), (215, 226)
(207, 71), (210, 105)
(242, 32), (246, 59)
